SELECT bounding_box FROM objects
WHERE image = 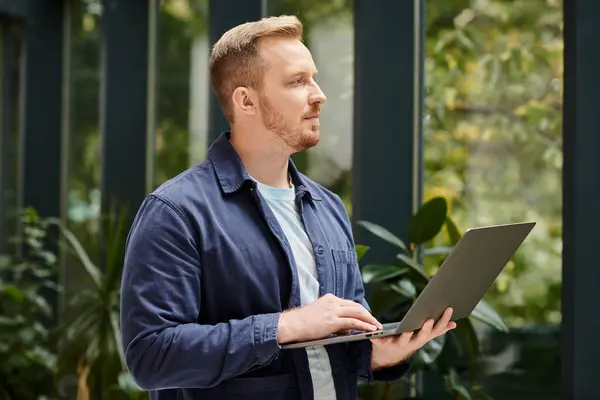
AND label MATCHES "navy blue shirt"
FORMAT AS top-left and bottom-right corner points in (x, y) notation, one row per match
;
(120, 132), (409, 400)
